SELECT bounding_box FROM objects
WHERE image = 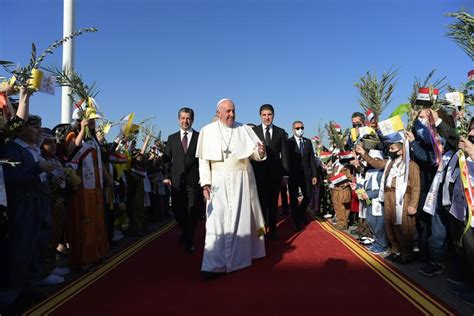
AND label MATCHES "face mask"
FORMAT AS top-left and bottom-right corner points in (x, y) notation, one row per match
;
(295, 129), (304, 137)
(352, 123), (362, 128)
(469, 135), (474, 143)
(388, 151), (399, 160)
